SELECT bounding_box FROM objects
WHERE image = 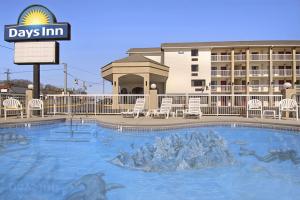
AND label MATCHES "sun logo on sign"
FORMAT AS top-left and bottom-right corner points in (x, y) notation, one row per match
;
(18, 5), (57, 26)
(22, 10), (50, 25)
